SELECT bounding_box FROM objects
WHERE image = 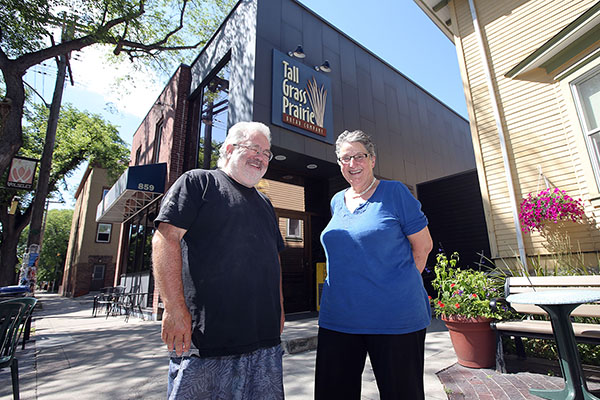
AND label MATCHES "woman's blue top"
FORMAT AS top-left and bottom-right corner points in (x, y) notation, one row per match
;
(319, 180), (431, 334)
